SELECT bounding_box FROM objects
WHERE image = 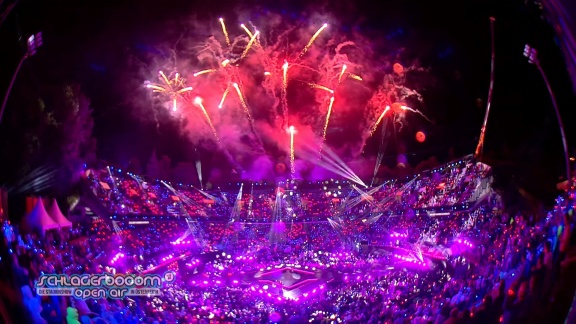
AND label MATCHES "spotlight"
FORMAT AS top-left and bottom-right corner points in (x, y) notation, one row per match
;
(523, 44), (538, 64)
